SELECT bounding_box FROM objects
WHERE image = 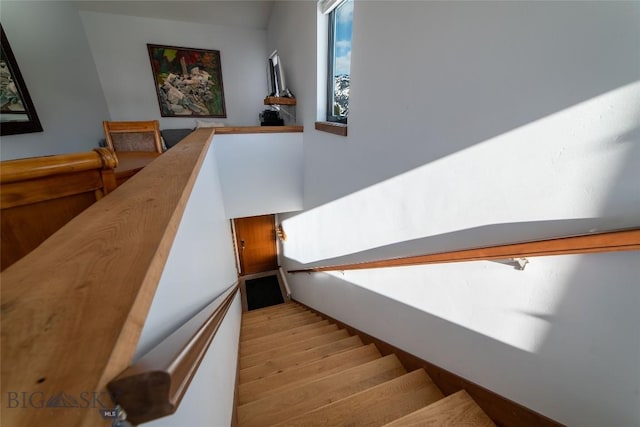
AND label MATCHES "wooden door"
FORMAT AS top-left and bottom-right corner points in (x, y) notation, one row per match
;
(234, 214), (278, 275)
